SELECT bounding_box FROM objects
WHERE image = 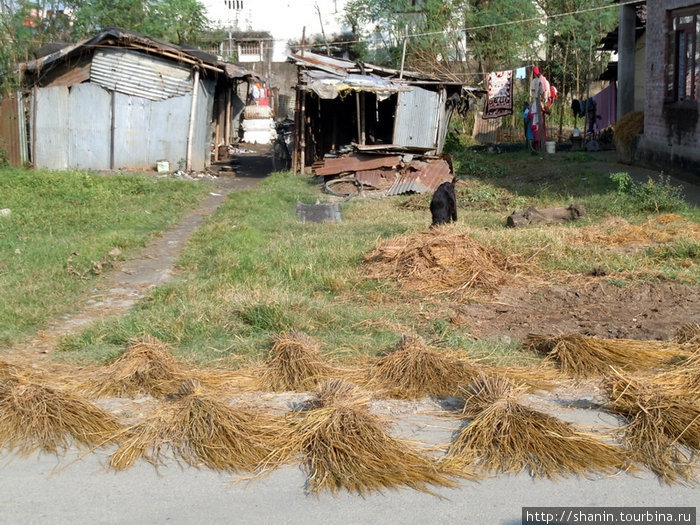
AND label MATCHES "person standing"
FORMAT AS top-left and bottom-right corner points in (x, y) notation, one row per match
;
(529, 66), (549, 154)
